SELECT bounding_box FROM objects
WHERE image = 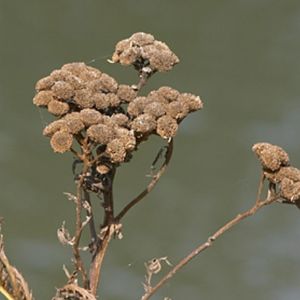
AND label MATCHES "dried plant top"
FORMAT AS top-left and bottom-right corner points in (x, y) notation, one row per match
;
(253, 142), (300, 203)
(33, 32), (202, 167)
(111, 32), (179, 73)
